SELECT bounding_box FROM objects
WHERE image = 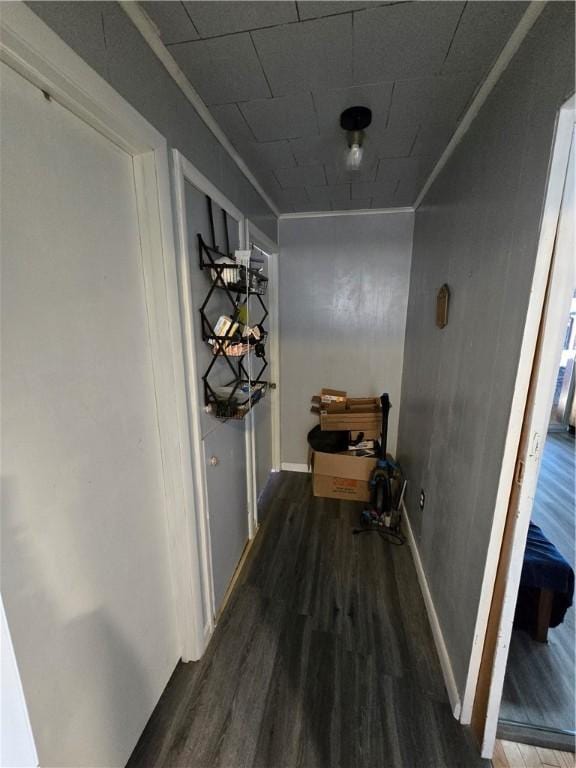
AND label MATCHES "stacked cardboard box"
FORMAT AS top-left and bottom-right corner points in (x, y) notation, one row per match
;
(309, 389), (382, 502)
